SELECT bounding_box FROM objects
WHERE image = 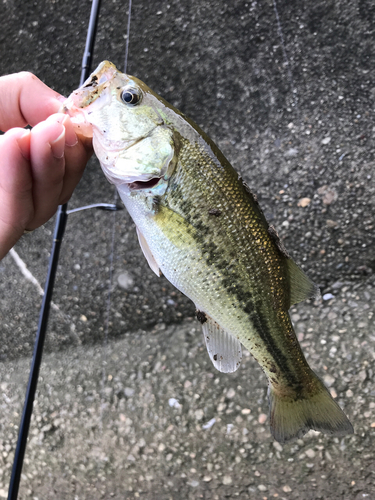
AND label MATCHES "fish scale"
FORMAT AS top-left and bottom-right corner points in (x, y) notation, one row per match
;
(64, 60), (353, 443)
(162, 138), (291, 357)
